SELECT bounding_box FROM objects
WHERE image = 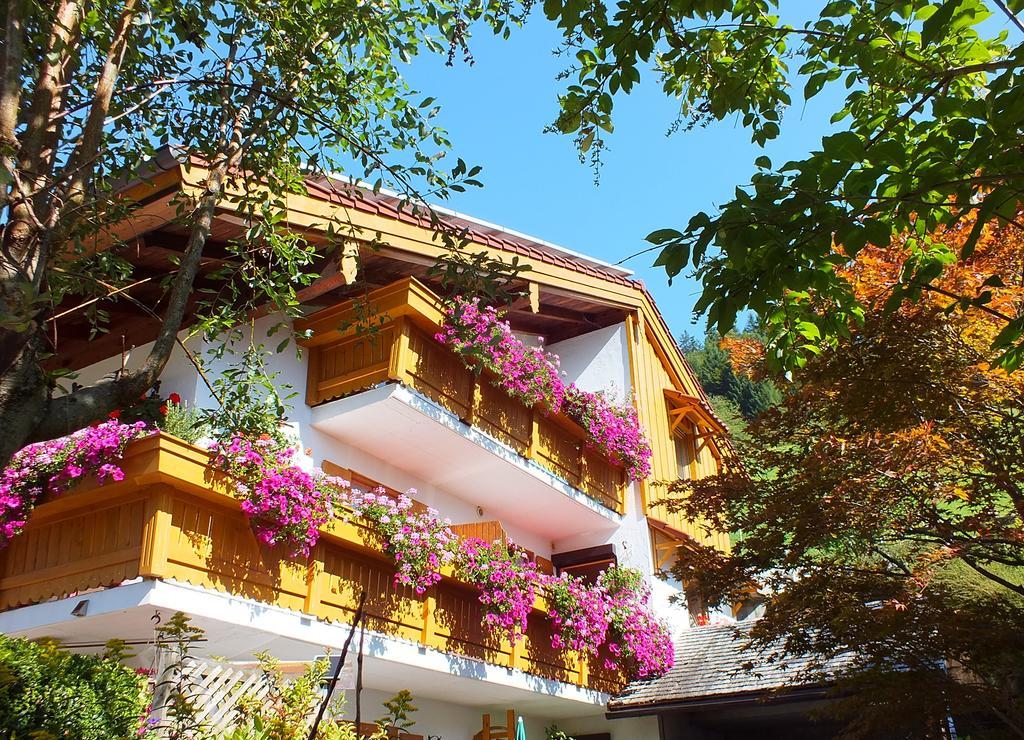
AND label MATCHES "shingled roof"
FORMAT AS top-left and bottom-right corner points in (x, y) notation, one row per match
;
(608, 621), (853, 714)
